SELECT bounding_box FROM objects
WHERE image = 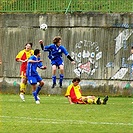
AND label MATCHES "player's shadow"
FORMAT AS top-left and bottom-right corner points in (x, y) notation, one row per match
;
(48, 86), (62, 95)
